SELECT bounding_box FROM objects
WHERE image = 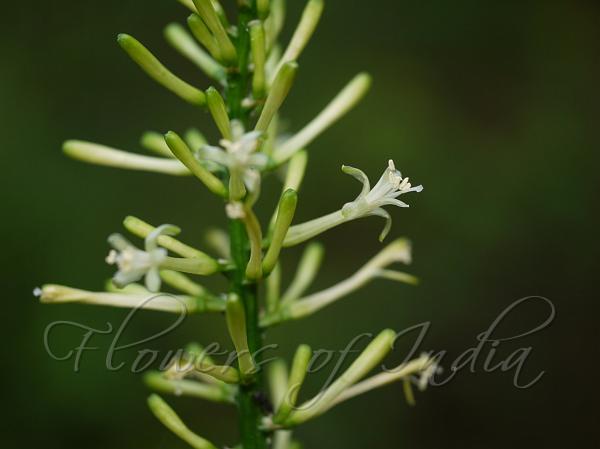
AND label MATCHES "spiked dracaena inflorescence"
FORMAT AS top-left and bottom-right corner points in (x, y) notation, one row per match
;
(37, 1), (434, 448)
